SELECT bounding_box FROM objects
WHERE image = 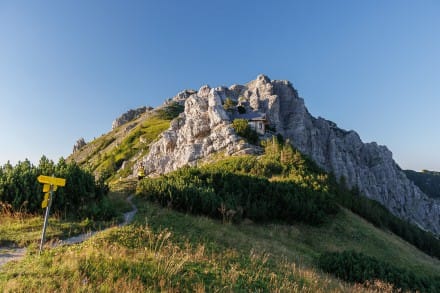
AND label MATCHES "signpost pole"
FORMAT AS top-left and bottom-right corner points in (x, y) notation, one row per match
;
(39, 184), (53, 254)
(37, 174), (66, 255)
